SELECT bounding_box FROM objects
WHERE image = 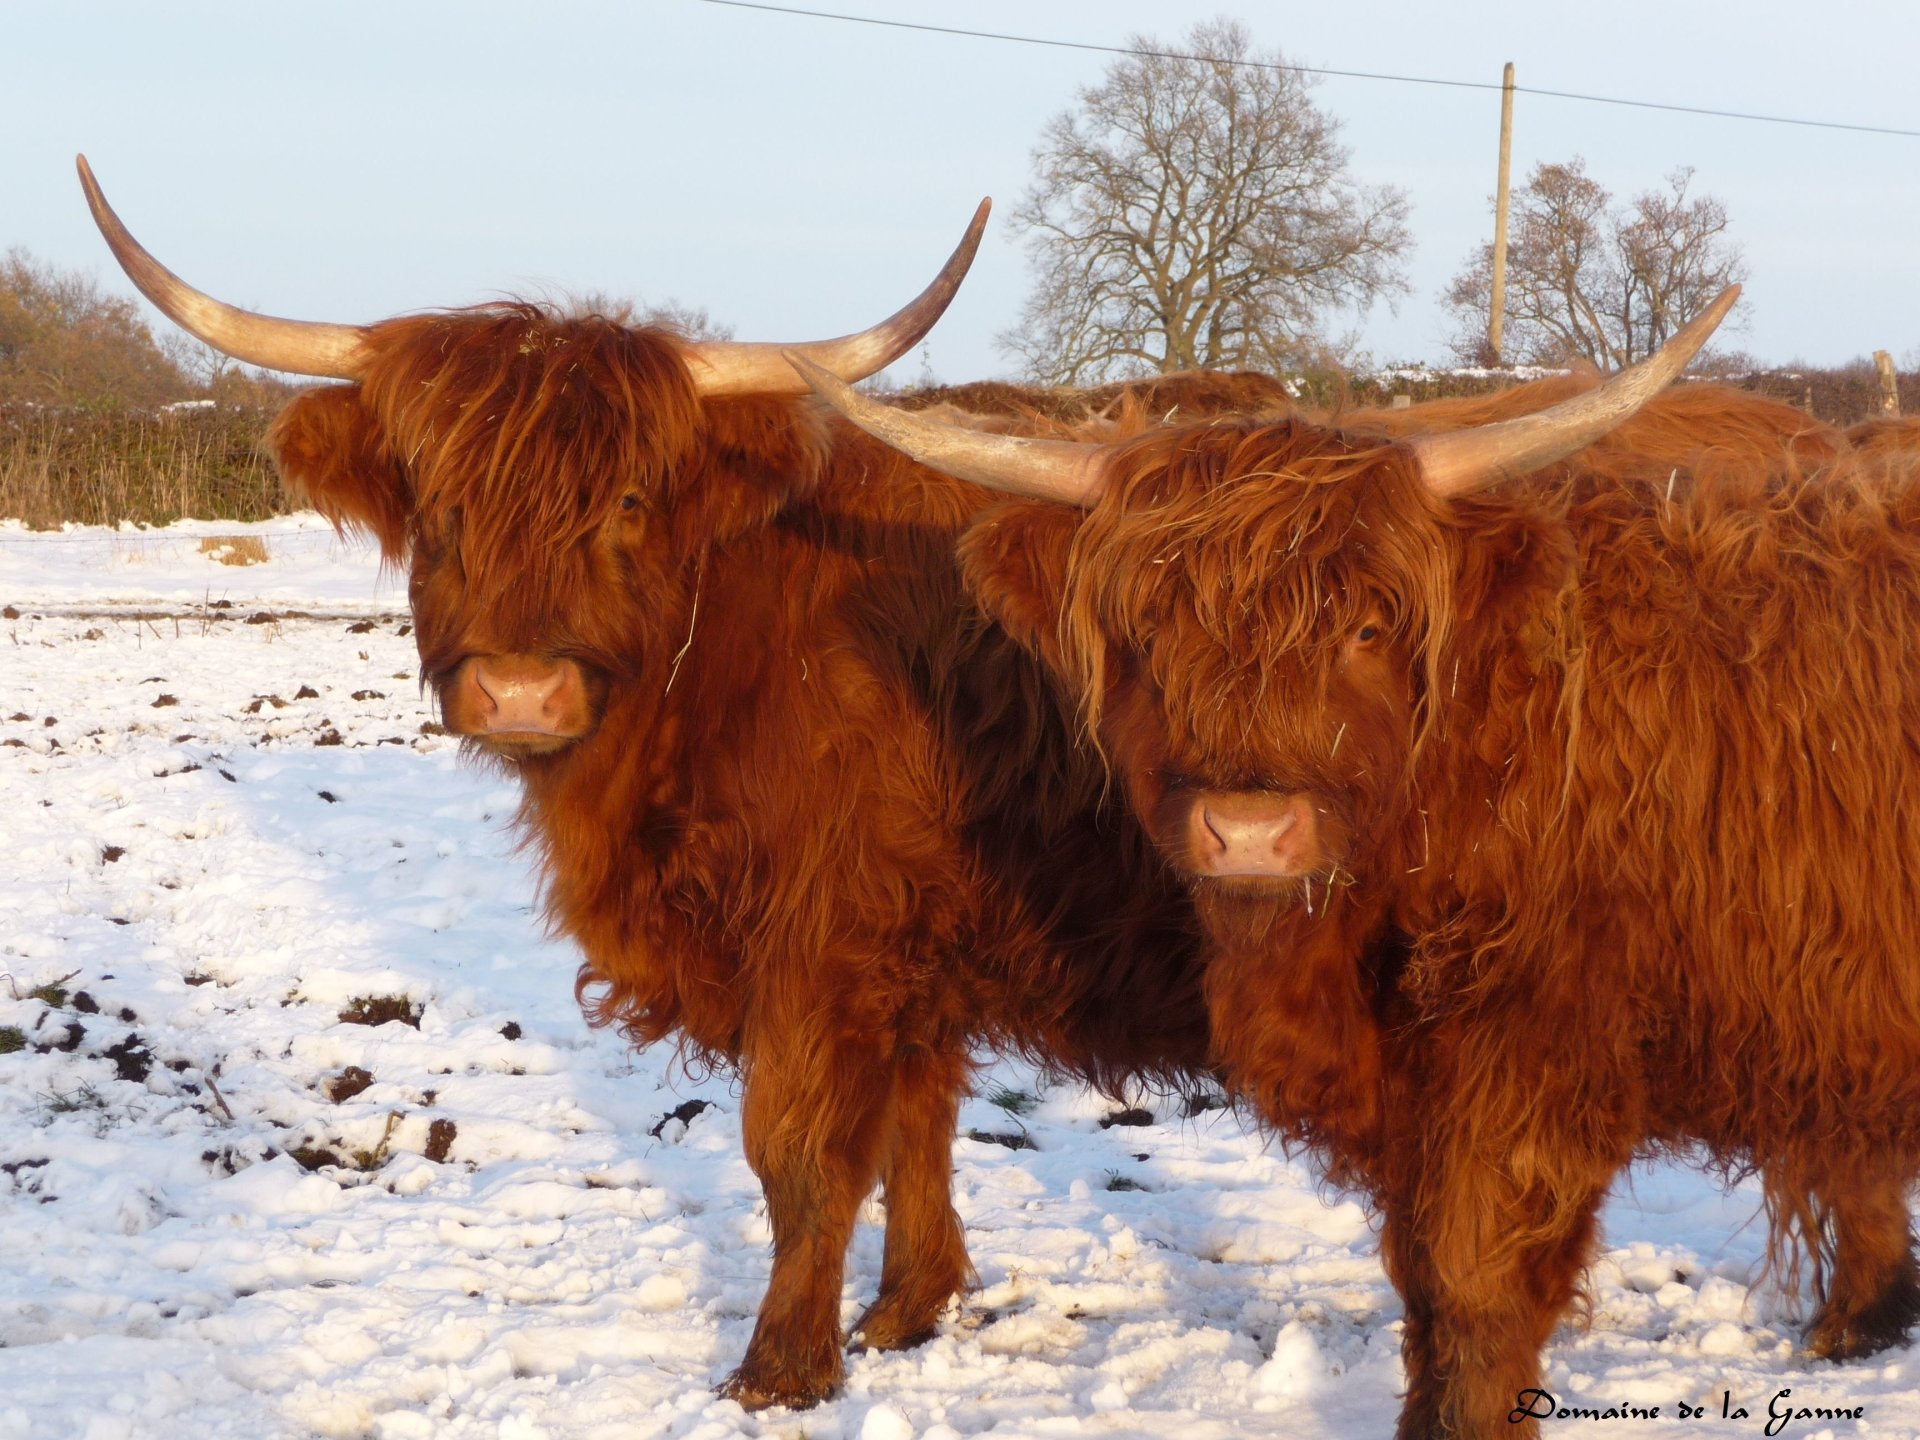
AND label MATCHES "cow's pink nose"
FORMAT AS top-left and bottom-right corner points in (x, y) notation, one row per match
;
(466, 656), (578, 736)
(1189, 792), (1321, 878)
